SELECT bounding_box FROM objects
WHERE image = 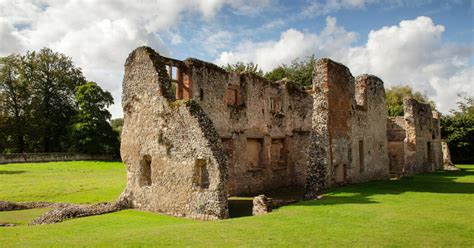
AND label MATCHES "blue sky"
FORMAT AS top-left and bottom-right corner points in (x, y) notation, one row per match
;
(1, 0), (473, 117)
(167, 0), (473, 61)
